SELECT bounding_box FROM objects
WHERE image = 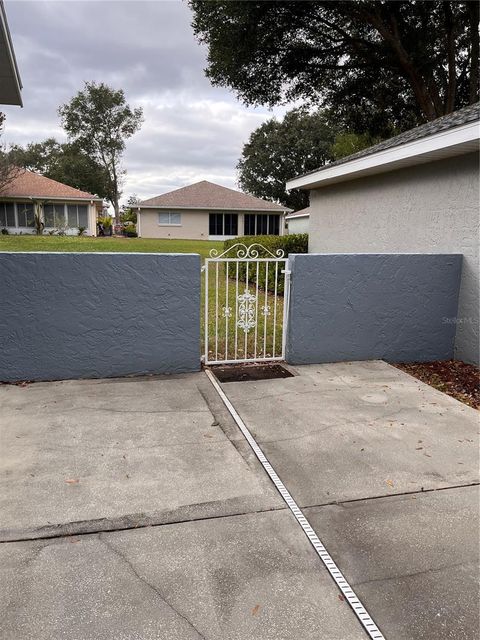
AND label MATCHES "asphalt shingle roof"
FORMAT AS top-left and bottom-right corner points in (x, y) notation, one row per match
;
(139, 180), (289, 212)
(294, 102), (480, 181)
(0, 168), (99, 199)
